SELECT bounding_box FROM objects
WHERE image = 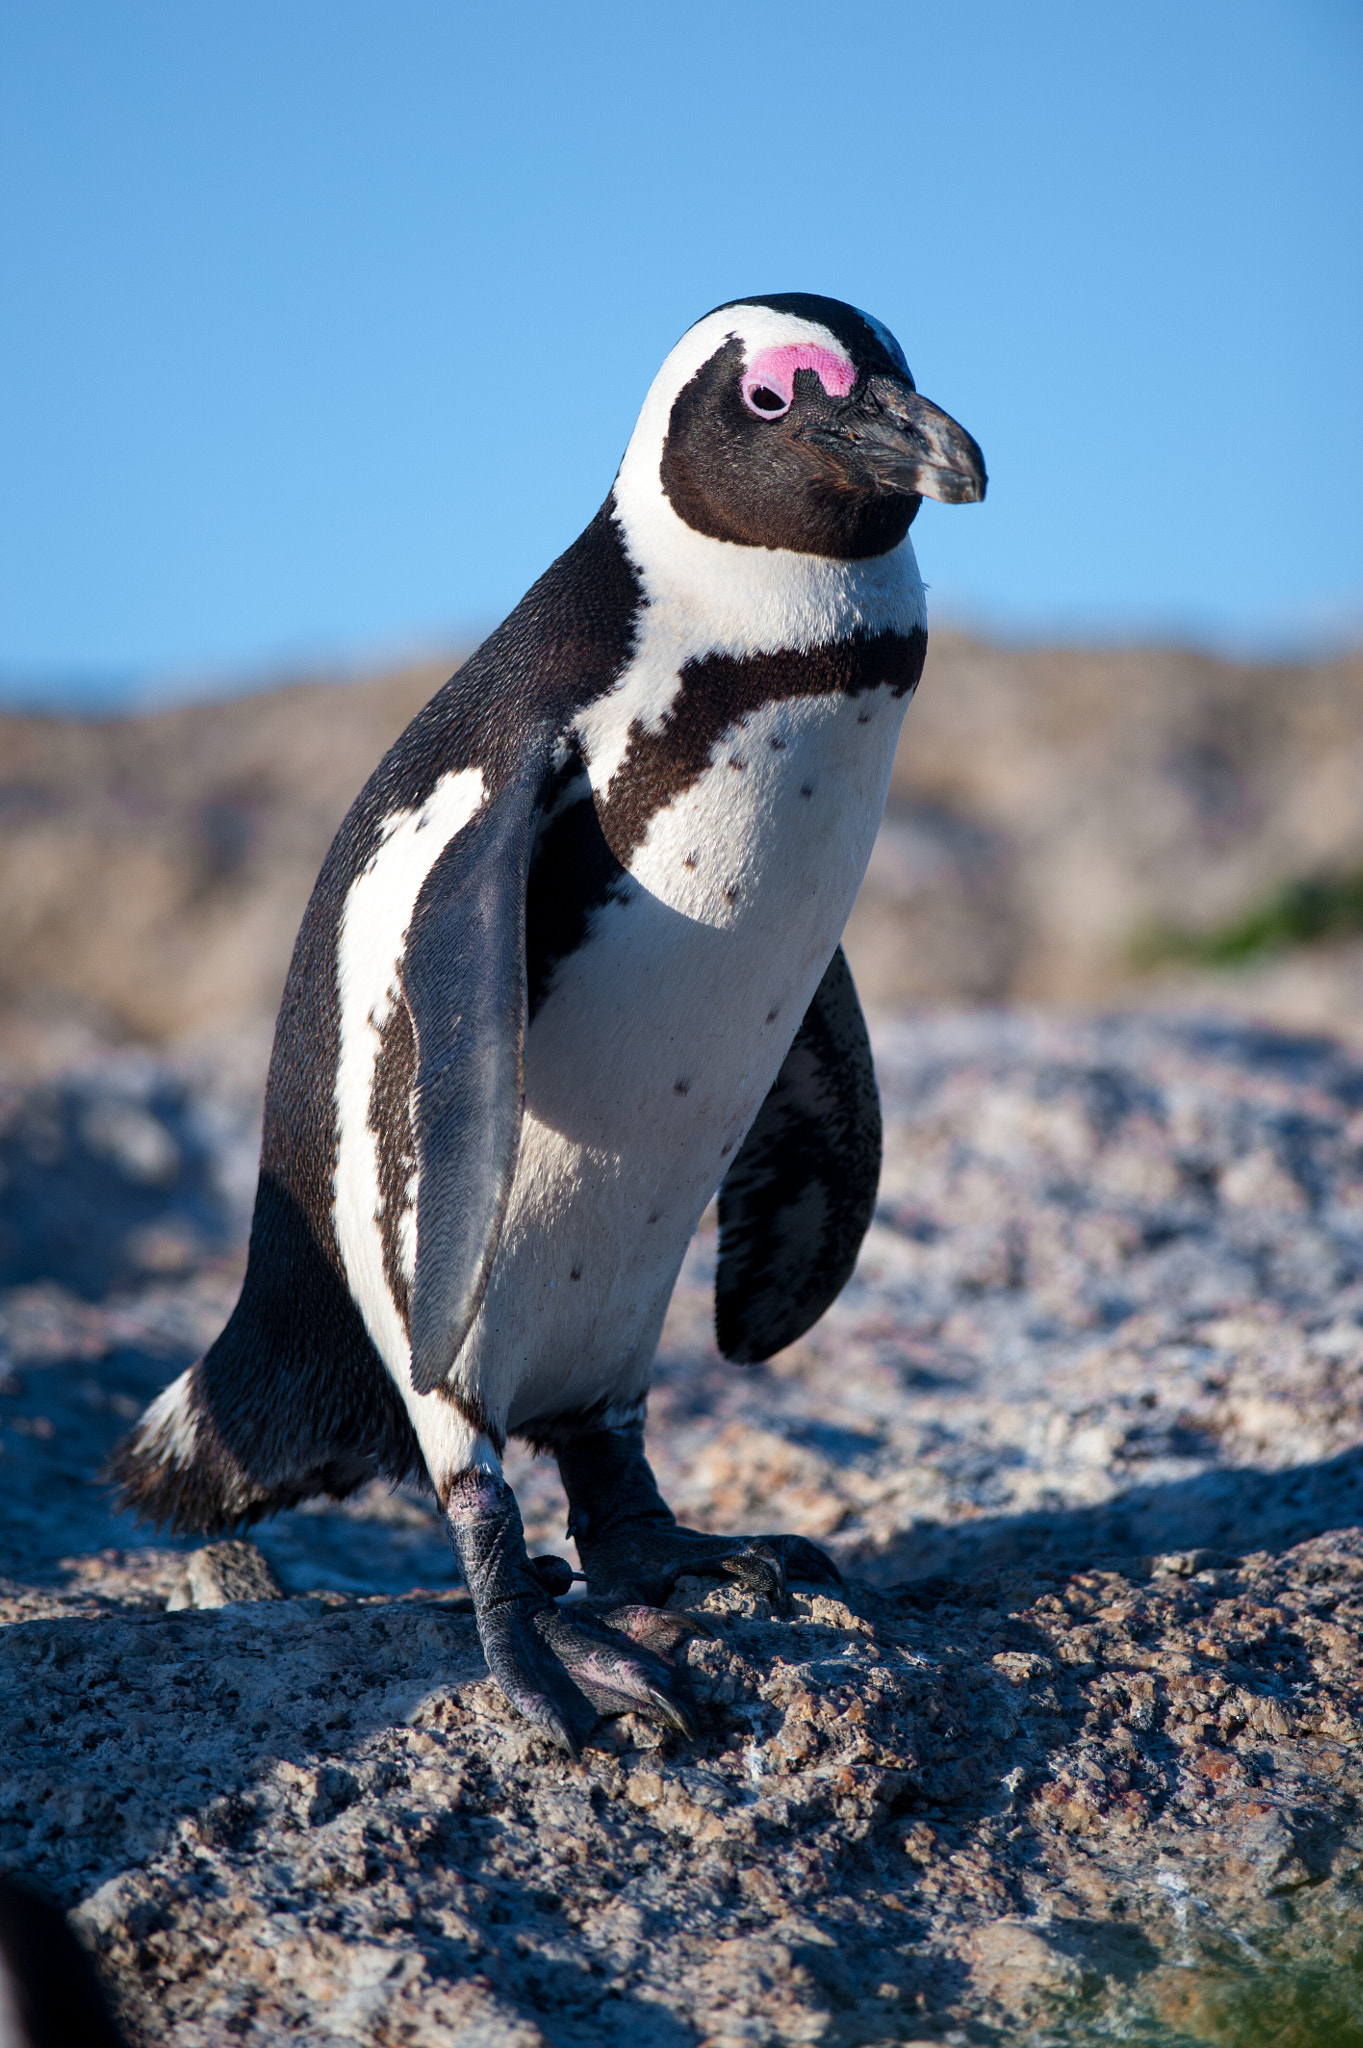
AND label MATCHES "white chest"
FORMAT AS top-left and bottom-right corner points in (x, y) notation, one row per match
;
(526, 674), (908, 1138)
(618, 683), (904, 930)
(466, 658), (912, 1434)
